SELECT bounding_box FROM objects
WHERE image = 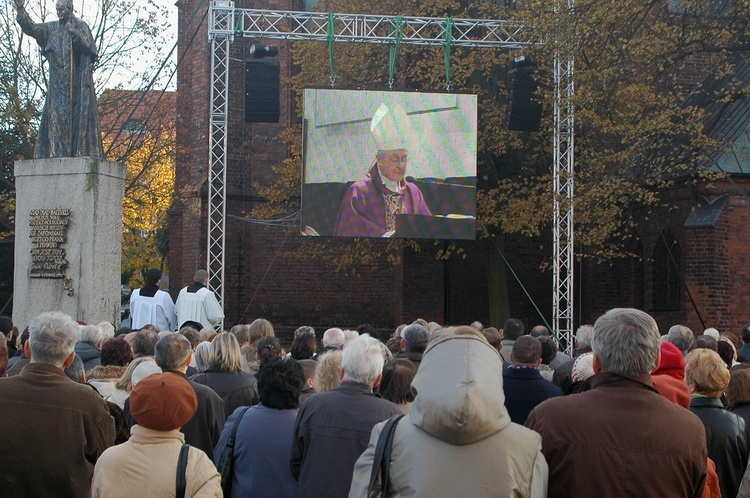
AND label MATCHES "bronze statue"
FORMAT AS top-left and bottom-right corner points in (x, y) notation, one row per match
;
(15, 0), (103, 158)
